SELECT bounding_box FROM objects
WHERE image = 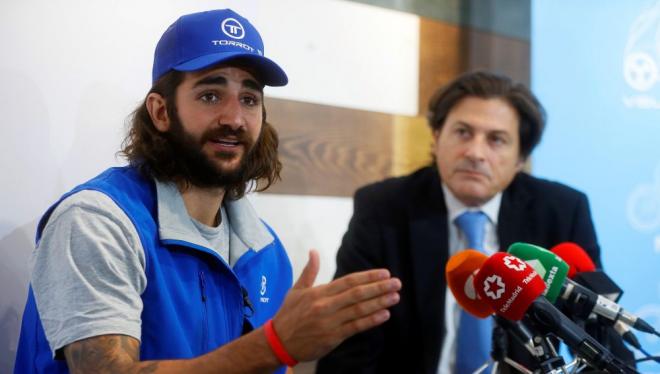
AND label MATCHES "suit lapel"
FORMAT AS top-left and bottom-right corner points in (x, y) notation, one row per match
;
(408, 169), (449, 373)
(497, 173), (532, 251)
